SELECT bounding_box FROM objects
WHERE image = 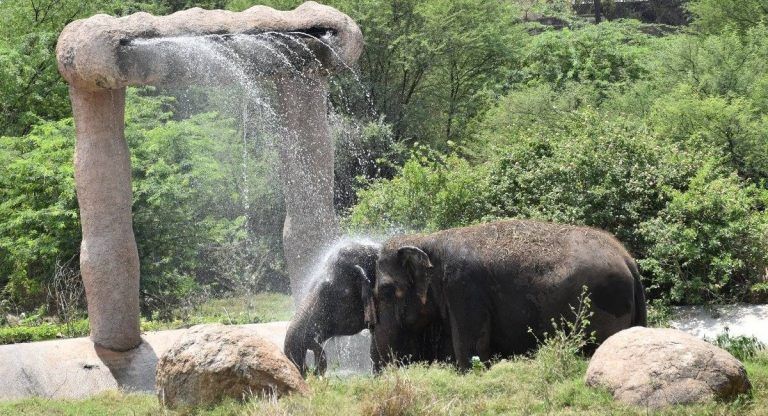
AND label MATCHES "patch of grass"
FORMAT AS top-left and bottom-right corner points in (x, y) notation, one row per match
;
(7, 358), (768, 416)
(193, 292), (294, 324)
(0, 319), (89, 345)
(0, 292), (294, 345)
(2, 357), (767, 415)
(0, 391), (160, 415)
